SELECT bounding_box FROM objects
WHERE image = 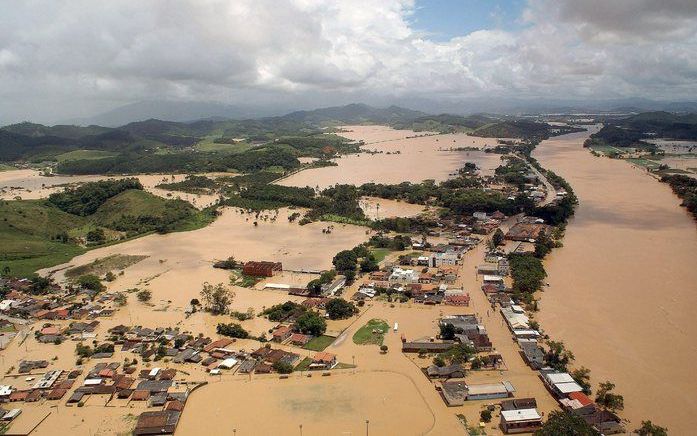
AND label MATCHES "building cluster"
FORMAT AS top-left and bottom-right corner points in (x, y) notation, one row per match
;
(0, 286), (120, 322)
